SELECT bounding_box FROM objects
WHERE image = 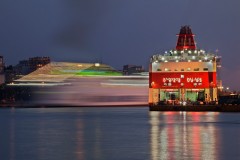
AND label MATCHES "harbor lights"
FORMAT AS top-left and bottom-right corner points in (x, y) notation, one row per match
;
(151, 81), (155, 87)
(226, 87), (230, 93)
